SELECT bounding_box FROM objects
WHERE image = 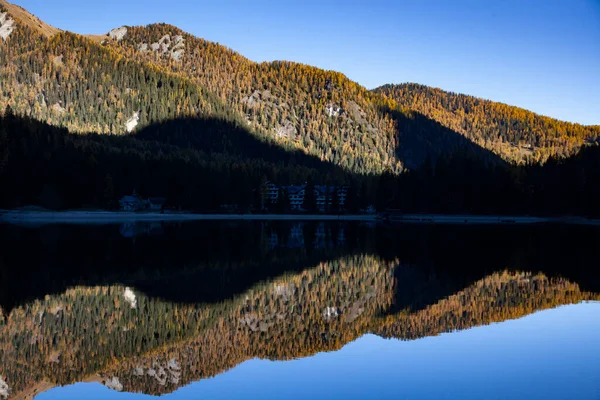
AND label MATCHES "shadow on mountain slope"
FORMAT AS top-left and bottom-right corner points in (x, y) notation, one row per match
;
(0, 221), (373, 313)
(0, 113), (354, 211)
(383, 107), (507, 170)
(0, 110), (511, 210)
(1, 222), (599, 316)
